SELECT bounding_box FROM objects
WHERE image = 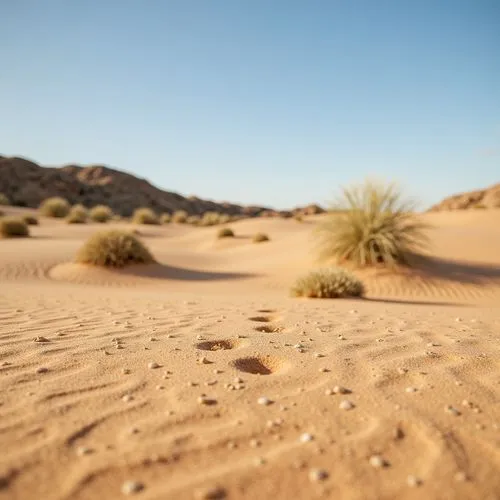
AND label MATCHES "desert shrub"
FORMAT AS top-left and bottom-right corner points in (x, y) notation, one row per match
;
(132, 207), (159, 225)
(316, 180), (429, 267)
(218, 214), (231, 224)
(39, 197), (71, 218)
(253, 232), (270, 243)
(67, 205), (87, 224)
(291, 267), (364, 299)
(217, 227), (234, 238)
(200, 211), (220, 226)
(89, 205), (113, 223)
(0, 217), (29, 238)
(0, 194), (10, 206)
(172, 210), (188, 223)
(294, 214), (304, 222)
(160, 213), (171, 224)
(23, 215), (39, 225)
(76, 230), (155, 268)
(187, 215), (201, 225)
